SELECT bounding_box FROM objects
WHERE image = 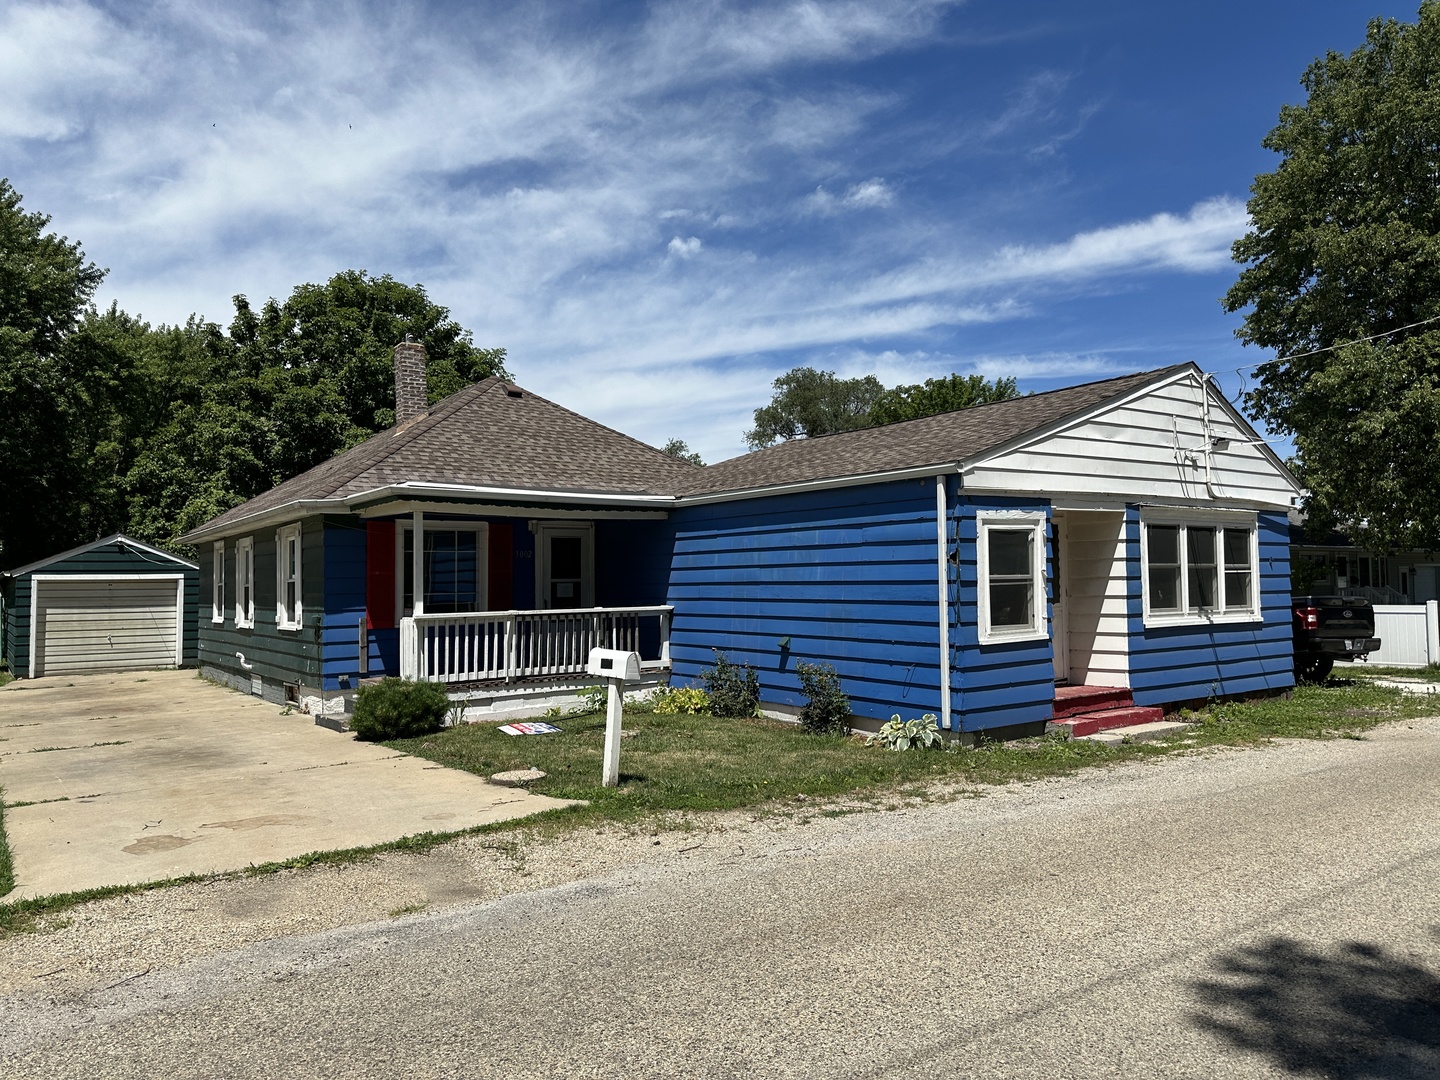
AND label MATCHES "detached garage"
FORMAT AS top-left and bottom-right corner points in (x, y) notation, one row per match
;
(1, 535), (198, 678)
